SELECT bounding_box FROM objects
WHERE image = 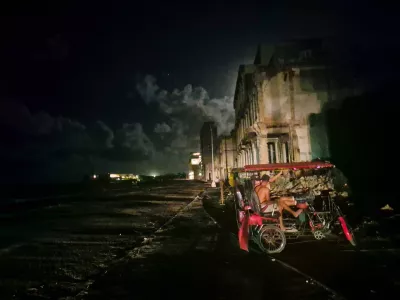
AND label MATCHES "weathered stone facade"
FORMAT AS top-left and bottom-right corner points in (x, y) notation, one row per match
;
(233, 39), (341, 167)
